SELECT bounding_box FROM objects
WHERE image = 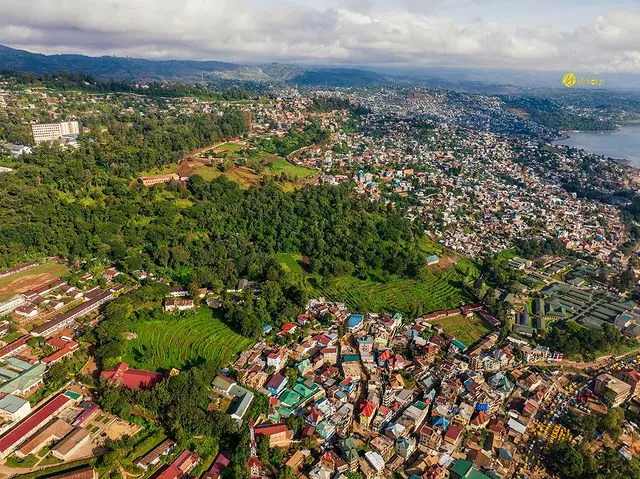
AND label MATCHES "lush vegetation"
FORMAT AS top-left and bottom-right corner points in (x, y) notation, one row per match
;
(98, 364), (264, 478)
(543, 407), (640, 479)
(515, 238), (569, 259)
(541, 321), (634, 360)
(308, 96), (352, 112)
(546, 442), (640, 479)
(256, 118), (329, 156)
